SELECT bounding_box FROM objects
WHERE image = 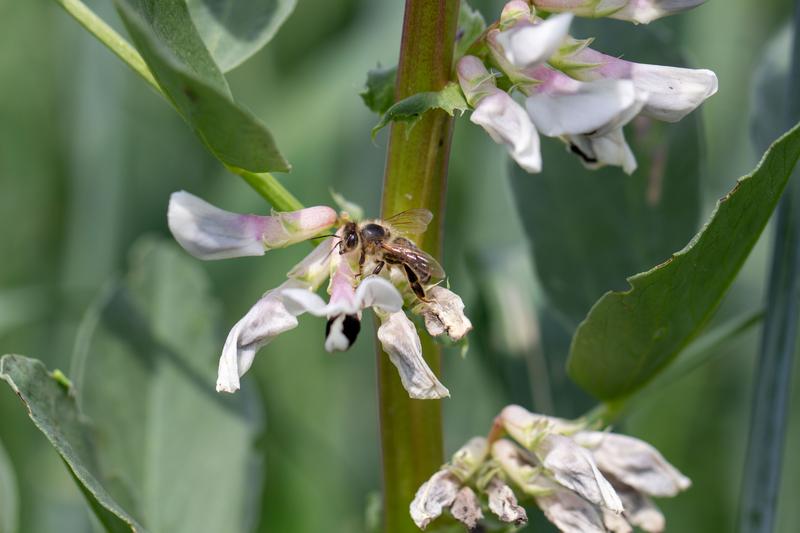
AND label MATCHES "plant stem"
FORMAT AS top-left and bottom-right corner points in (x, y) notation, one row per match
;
(738, 4), (800, 531)
(53, 0), (303, 212)
(376, 1), (460, 532)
